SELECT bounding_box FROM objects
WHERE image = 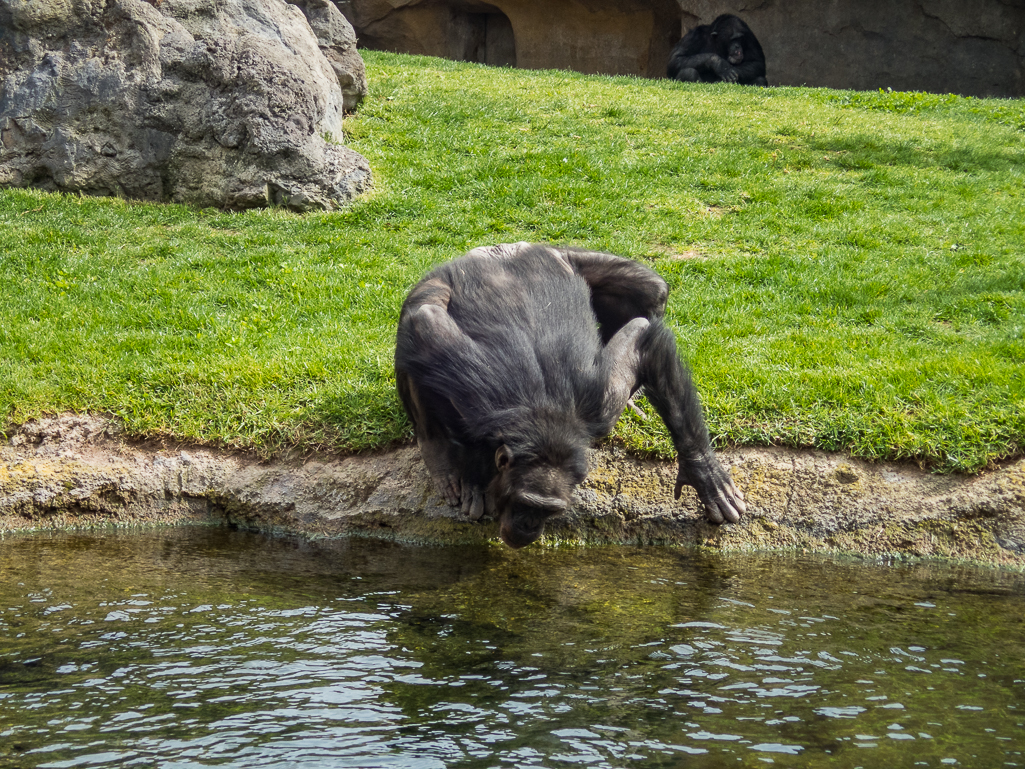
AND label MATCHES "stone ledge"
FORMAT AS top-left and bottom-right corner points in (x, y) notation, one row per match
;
(2, 414), (1023, 568)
